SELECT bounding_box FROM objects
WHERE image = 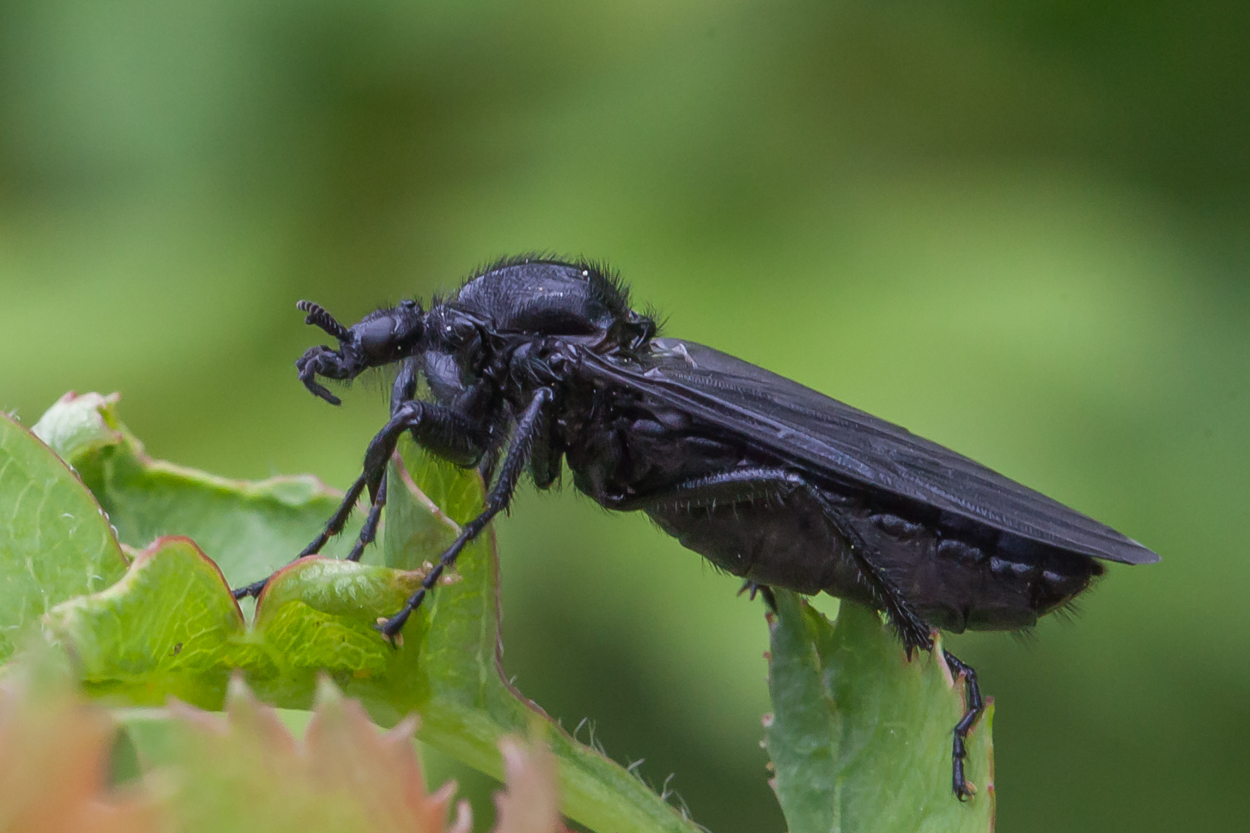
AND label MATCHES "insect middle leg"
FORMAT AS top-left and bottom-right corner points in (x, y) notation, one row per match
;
(374, 387), (553, 641)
